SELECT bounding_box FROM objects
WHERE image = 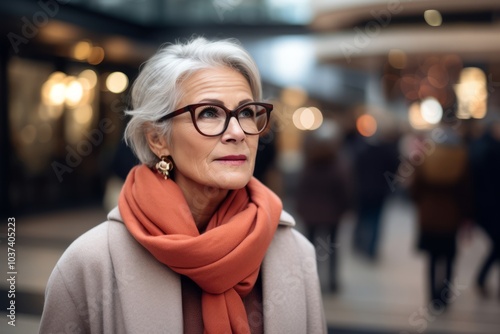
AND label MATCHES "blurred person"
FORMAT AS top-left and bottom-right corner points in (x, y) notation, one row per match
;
(296, 120), (353, 293)
(410, 122), (474, 310)
(39, 37), (326, 334)
(469, 119), (500, 298)
(352, 116), (399, 261)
